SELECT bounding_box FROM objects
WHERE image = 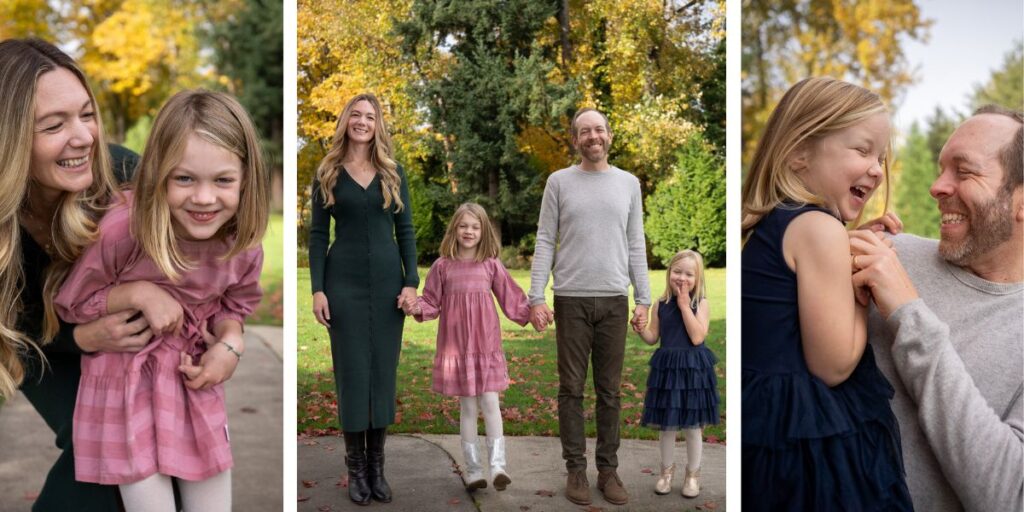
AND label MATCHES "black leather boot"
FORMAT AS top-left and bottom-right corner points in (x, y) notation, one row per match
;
(343, 431), (371, 505)
(366, 427), (393, 502)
